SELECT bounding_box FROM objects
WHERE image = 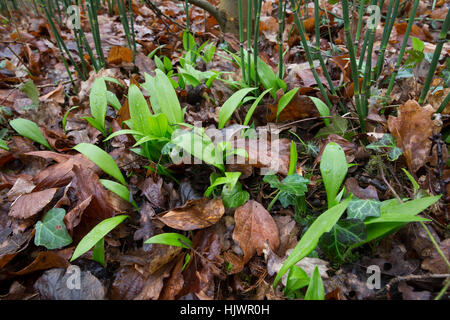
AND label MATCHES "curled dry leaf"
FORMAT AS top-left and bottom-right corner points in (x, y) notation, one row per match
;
(388, 100), (439, 173)
(9, 188), (58, 219)
(159, 253), (185, 300)
(157, 198), (225, 231)
(9, 251), (70, 276)
(233, 200), (279, 264)
(345, 177), (379, 200)
(110, 266), (146, 300)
